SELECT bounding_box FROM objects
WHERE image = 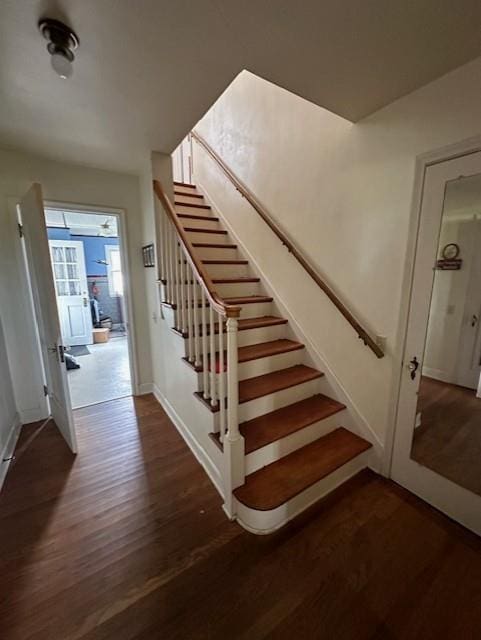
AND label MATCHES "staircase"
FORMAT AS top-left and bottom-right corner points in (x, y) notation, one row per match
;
(154, 179), (373, 534)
